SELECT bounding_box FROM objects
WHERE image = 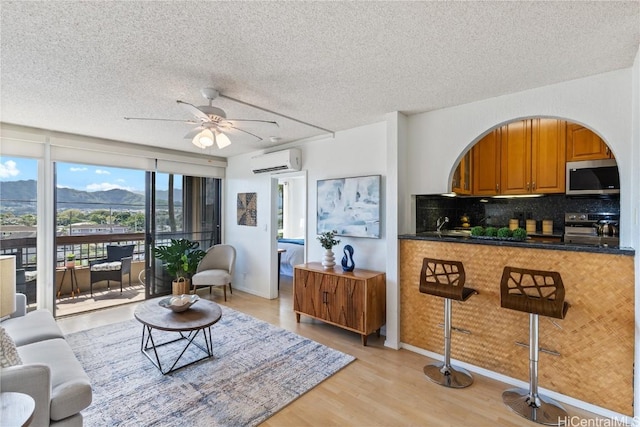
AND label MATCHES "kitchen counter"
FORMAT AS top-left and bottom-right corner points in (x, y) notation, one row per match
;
(399, 232), (634, 255)
(400, 238), (635, 415)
